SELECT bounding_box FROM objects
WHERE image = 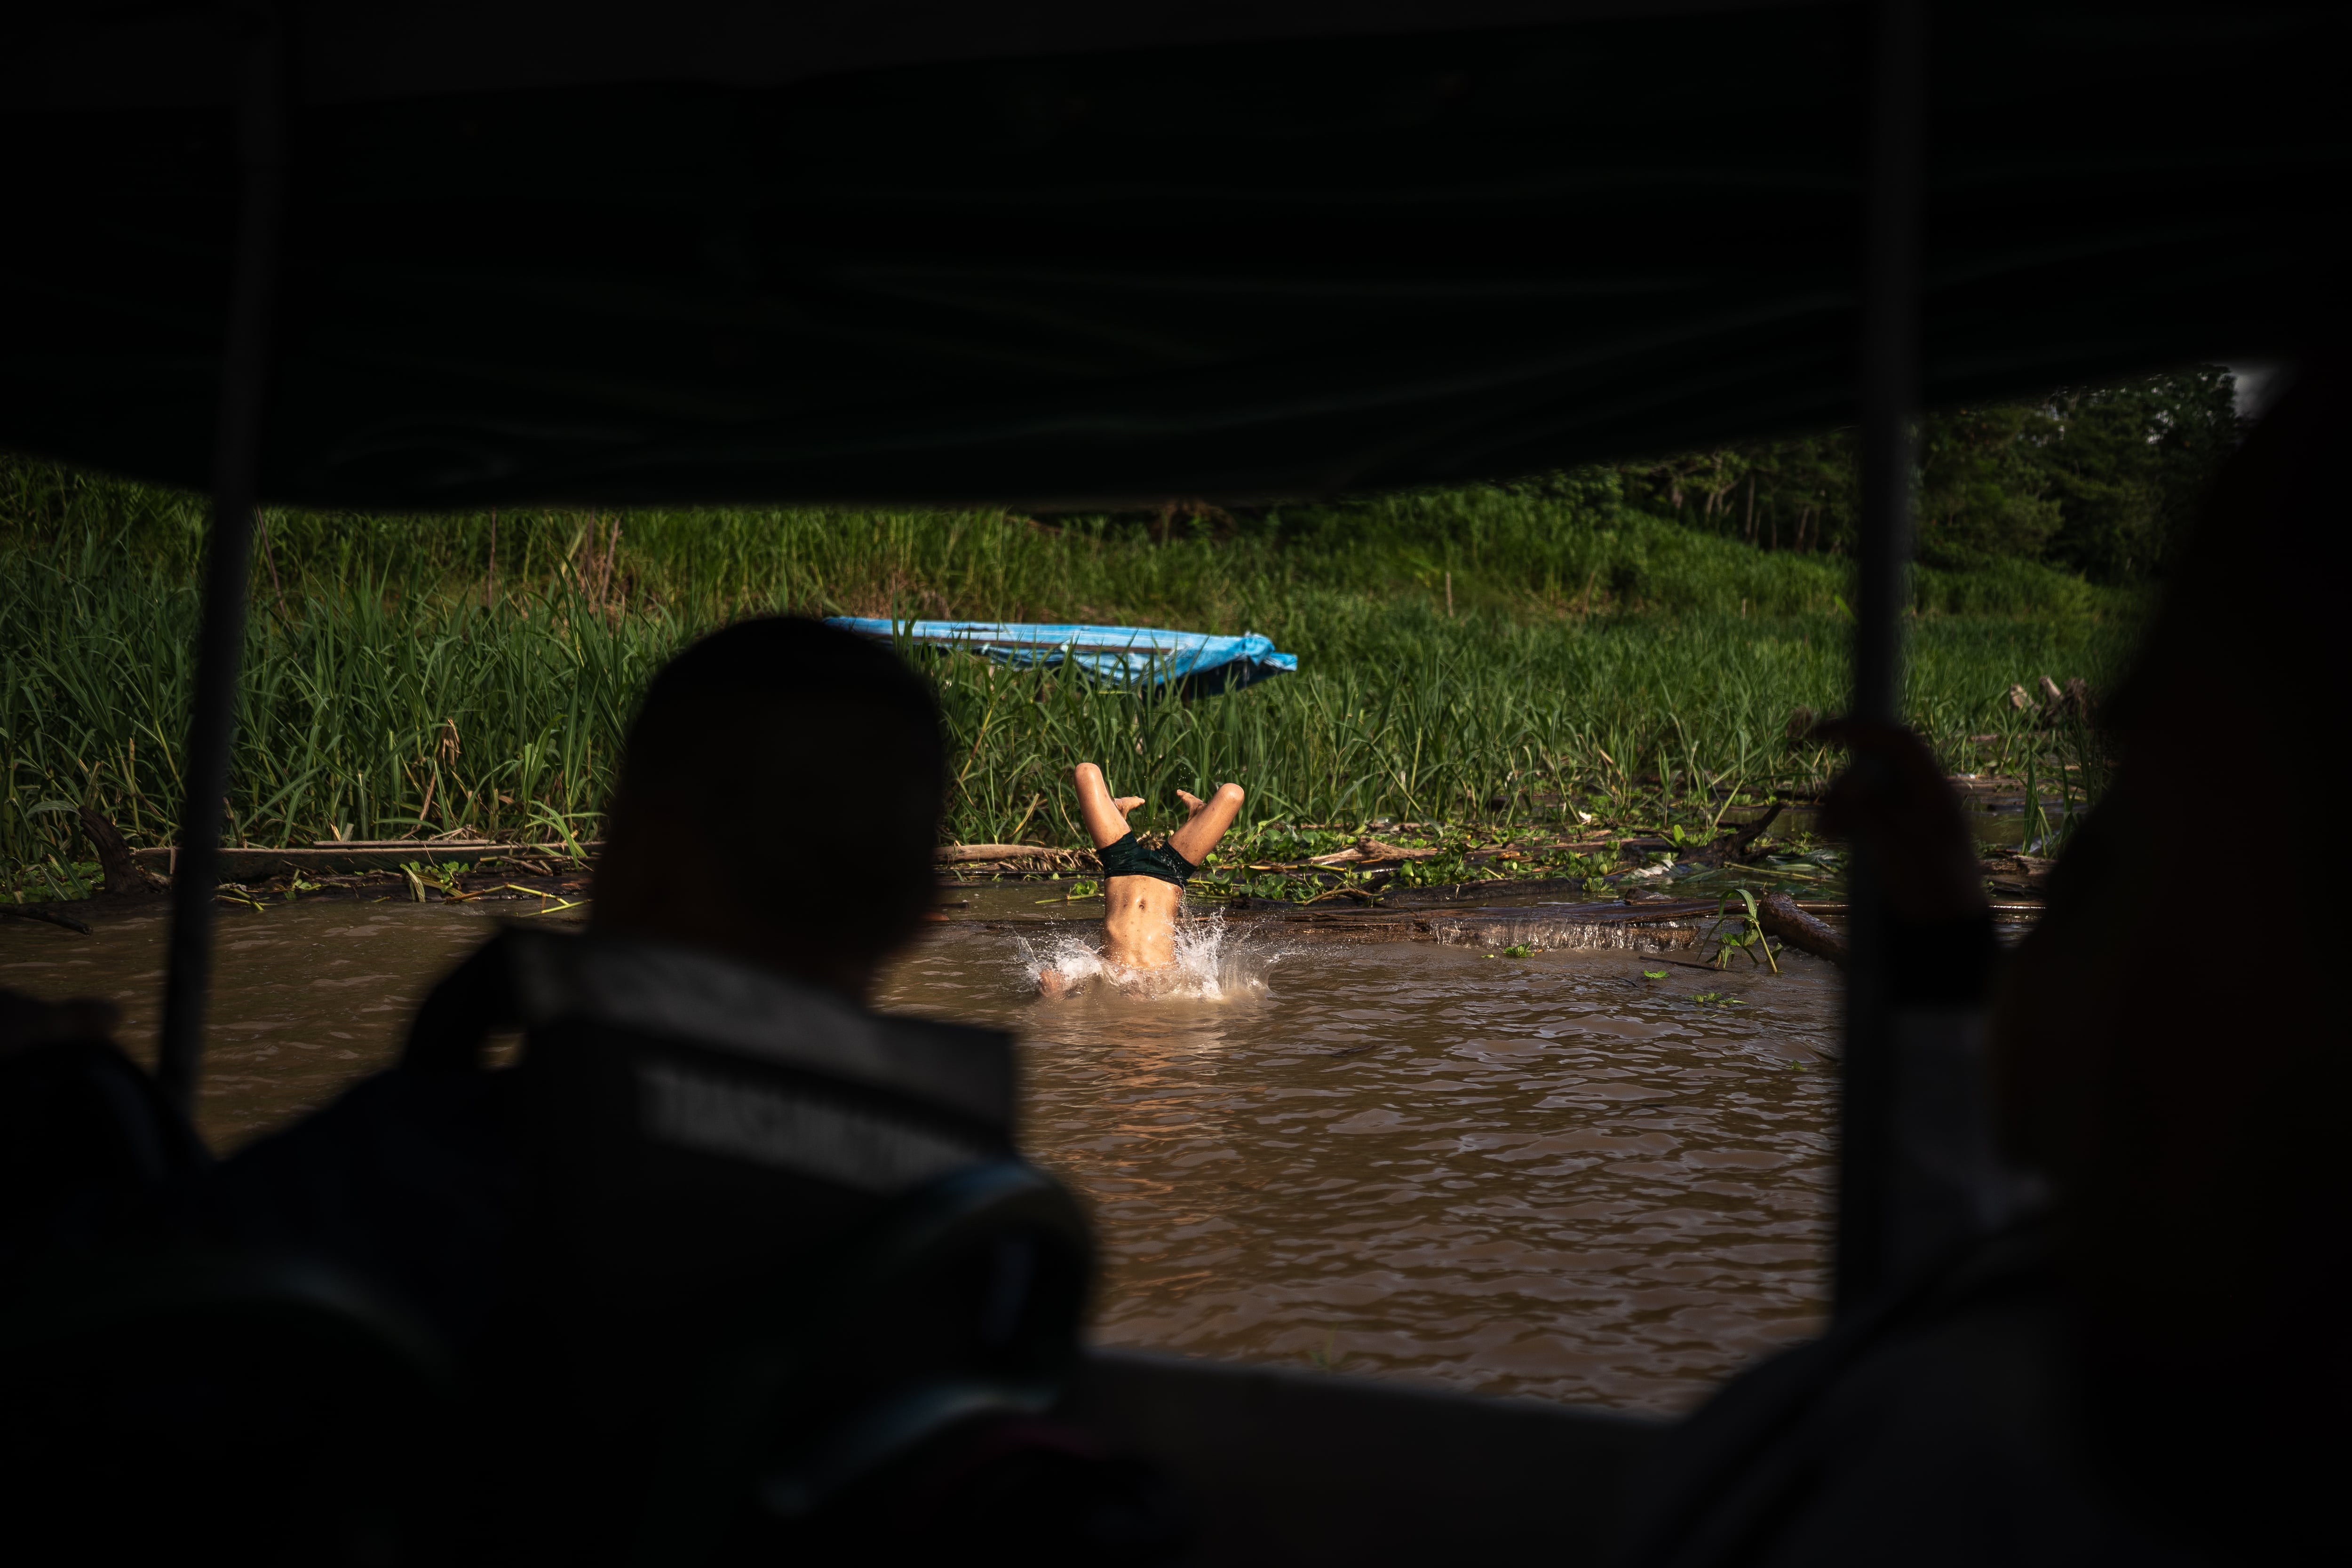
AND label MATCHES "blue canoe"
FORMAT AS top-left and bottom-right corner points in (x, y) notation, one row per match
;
(826, 618), (1298, 693)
